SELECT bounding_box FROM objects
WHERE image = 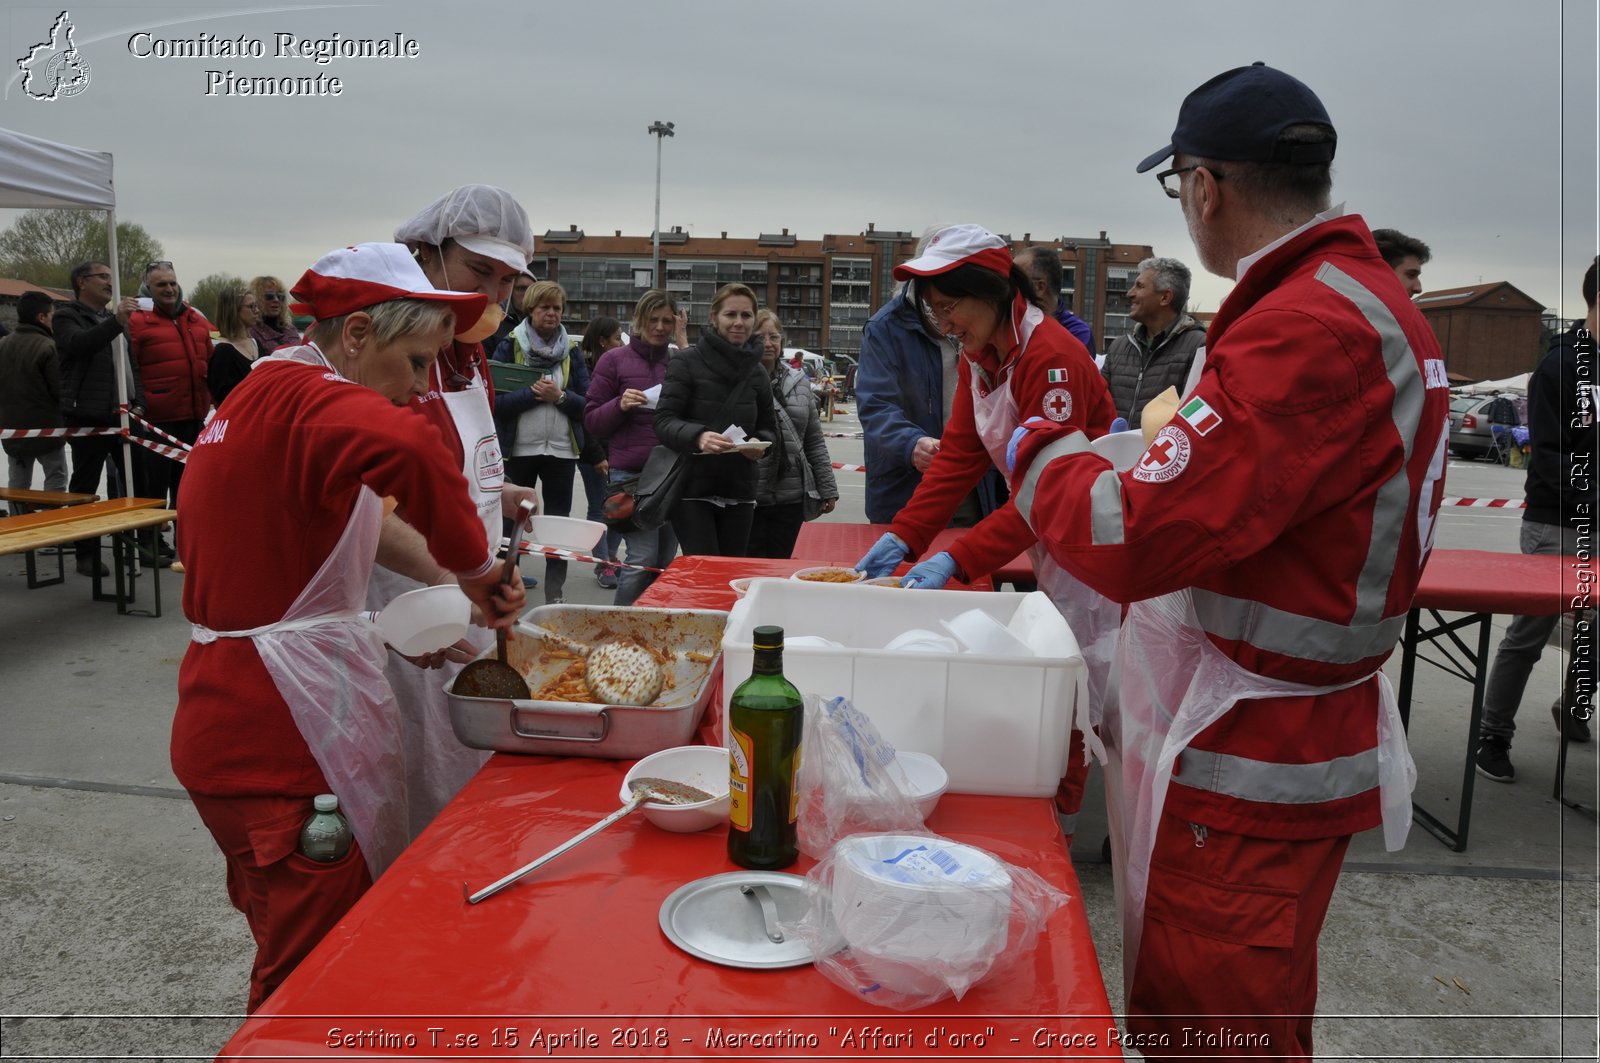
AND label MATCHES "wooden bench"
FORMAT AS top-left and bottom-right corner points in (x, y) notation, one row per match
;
(0, 497), (175, 616)
(0, 488), (102, 587)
